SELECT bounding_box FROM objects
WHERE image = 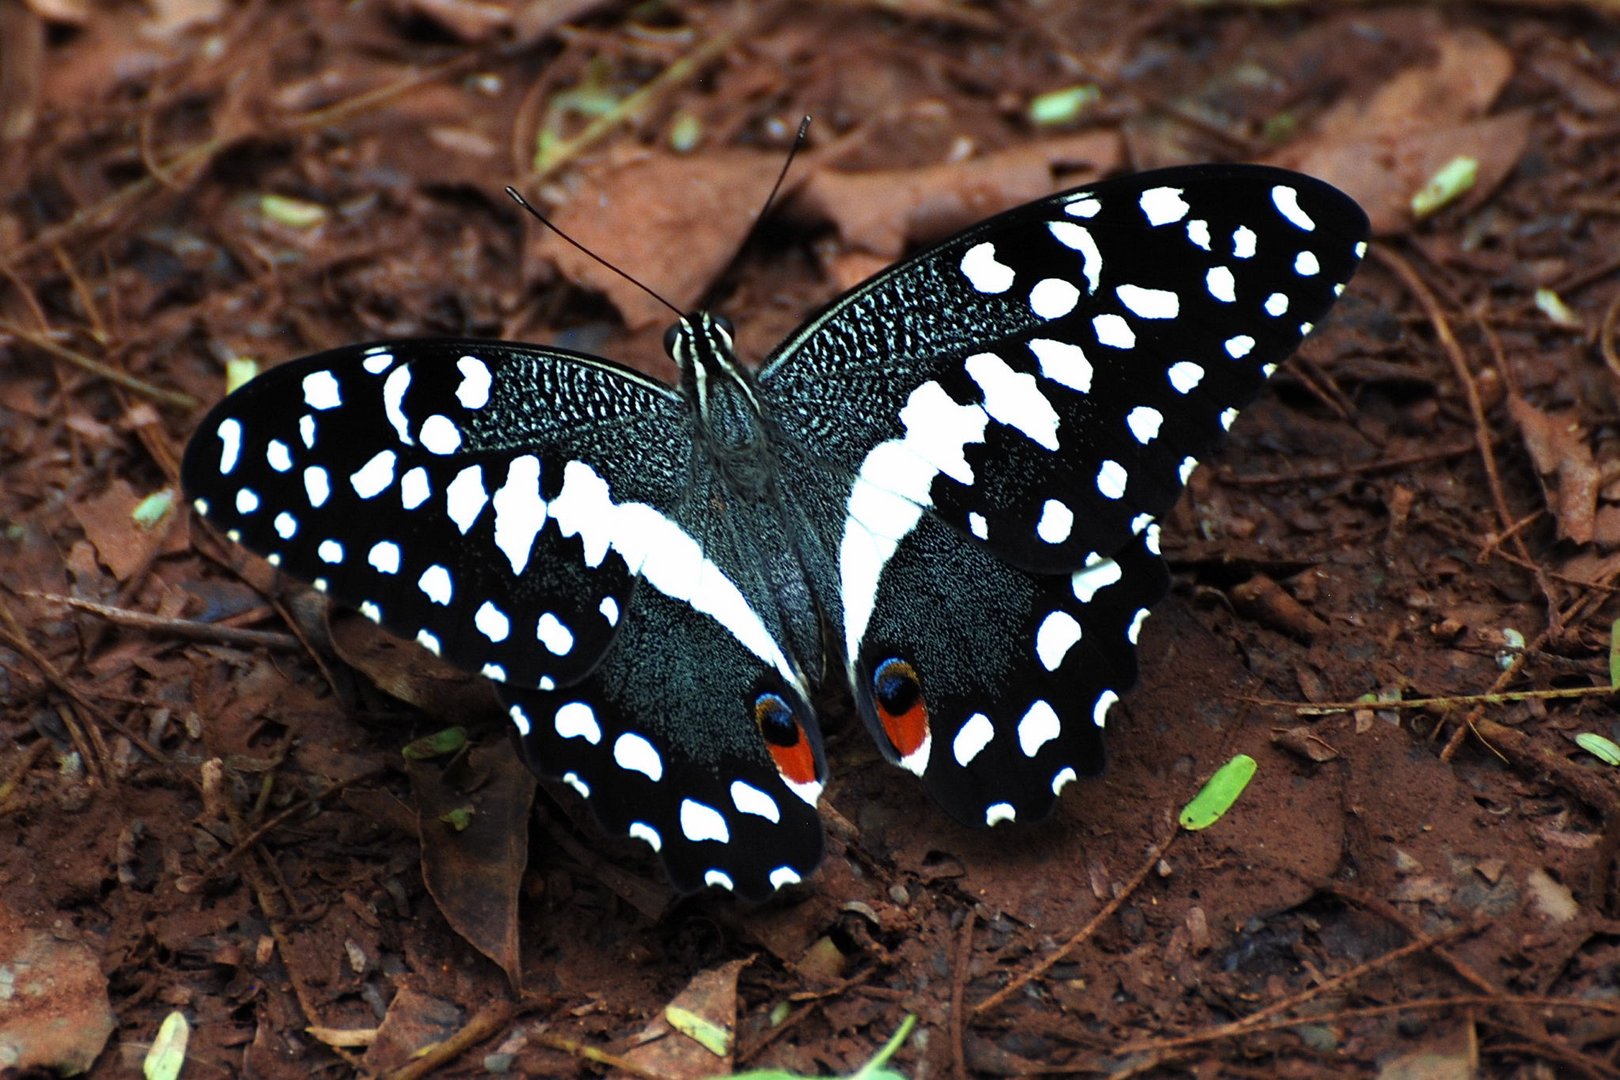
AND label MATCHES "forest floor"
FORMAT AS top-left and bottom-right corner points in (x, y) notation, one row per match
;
(3, 1), (1620, 1076)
